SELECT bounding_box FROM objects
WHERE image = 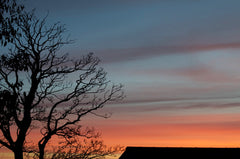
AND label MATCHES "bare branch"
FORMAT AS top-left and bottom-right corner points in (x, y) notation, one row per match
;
(0, 9), (124, 159)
